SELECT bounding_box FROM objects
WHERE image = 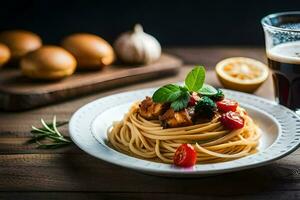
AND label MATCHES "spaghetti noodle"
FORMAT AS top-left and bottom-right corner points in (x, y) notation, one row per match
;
(107, 102), (260, 164)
